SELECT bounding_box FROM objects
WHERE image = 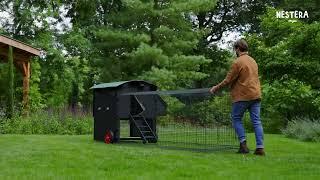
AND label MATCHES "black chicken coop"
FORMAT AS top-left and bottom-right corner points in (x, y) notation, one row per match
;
(91, 80), (166, 144)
